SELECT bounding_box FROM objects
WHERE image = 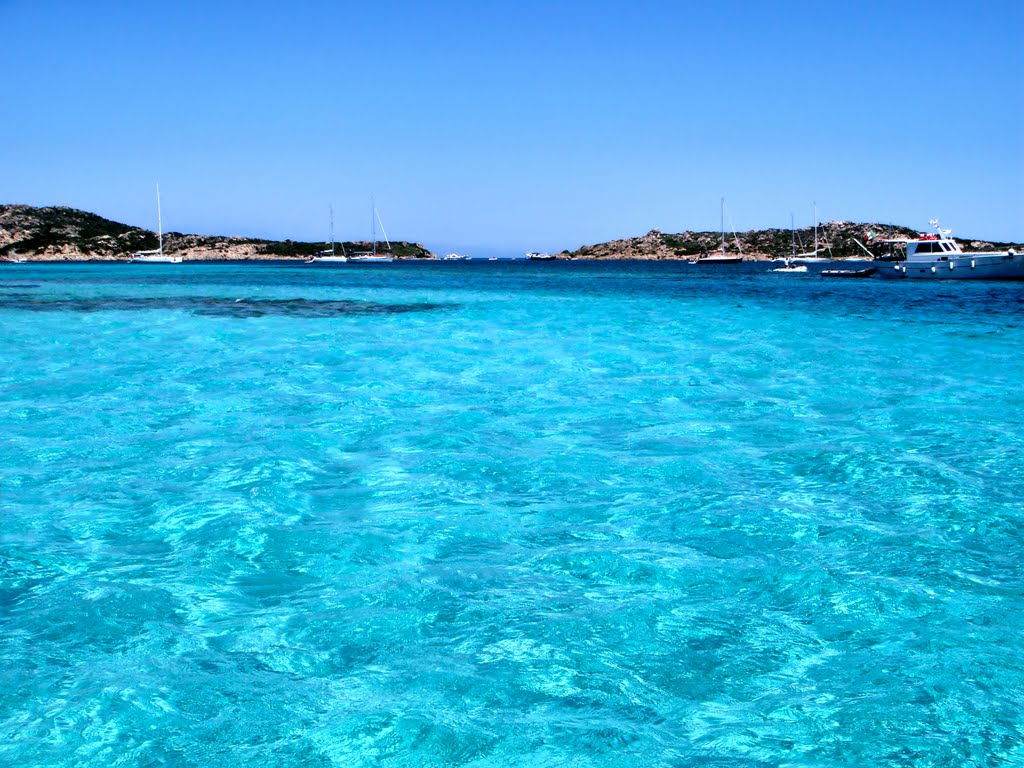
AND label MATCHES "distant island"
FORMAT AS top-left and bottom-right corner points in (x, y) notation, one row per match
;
(2, 204), (1021, 262)
(561, 223), (1023, 261)
(0, 205), (435, 261)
